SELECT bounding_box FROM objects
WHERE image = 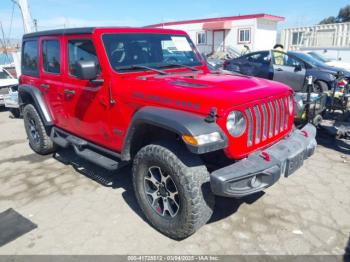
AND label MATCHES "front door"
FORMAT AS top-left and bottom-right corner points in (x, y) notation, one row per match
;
(61, 35), (115, 149)
(272, 51), (306, 91)
(213, 30), (224, 52)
